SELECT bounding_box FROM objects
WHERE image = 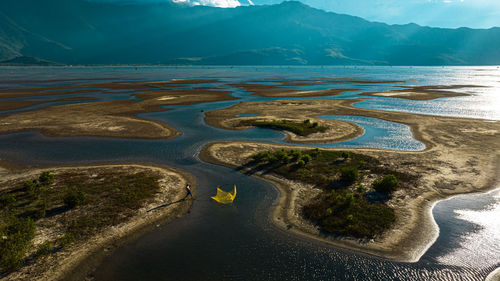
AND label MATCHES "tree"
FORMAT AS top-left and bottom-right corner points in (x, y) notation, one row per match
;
(339, 167), (359, 183)
(39, 171), (54, 186)
(372, 174), (400, 194)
